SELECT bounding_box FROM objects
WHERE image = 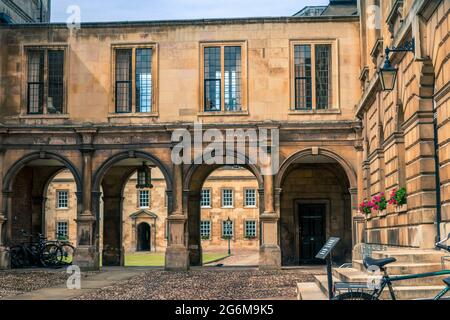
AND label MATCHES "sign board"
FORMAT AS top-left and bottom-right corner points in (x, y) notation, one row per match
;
(315, 237), (340, 260)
